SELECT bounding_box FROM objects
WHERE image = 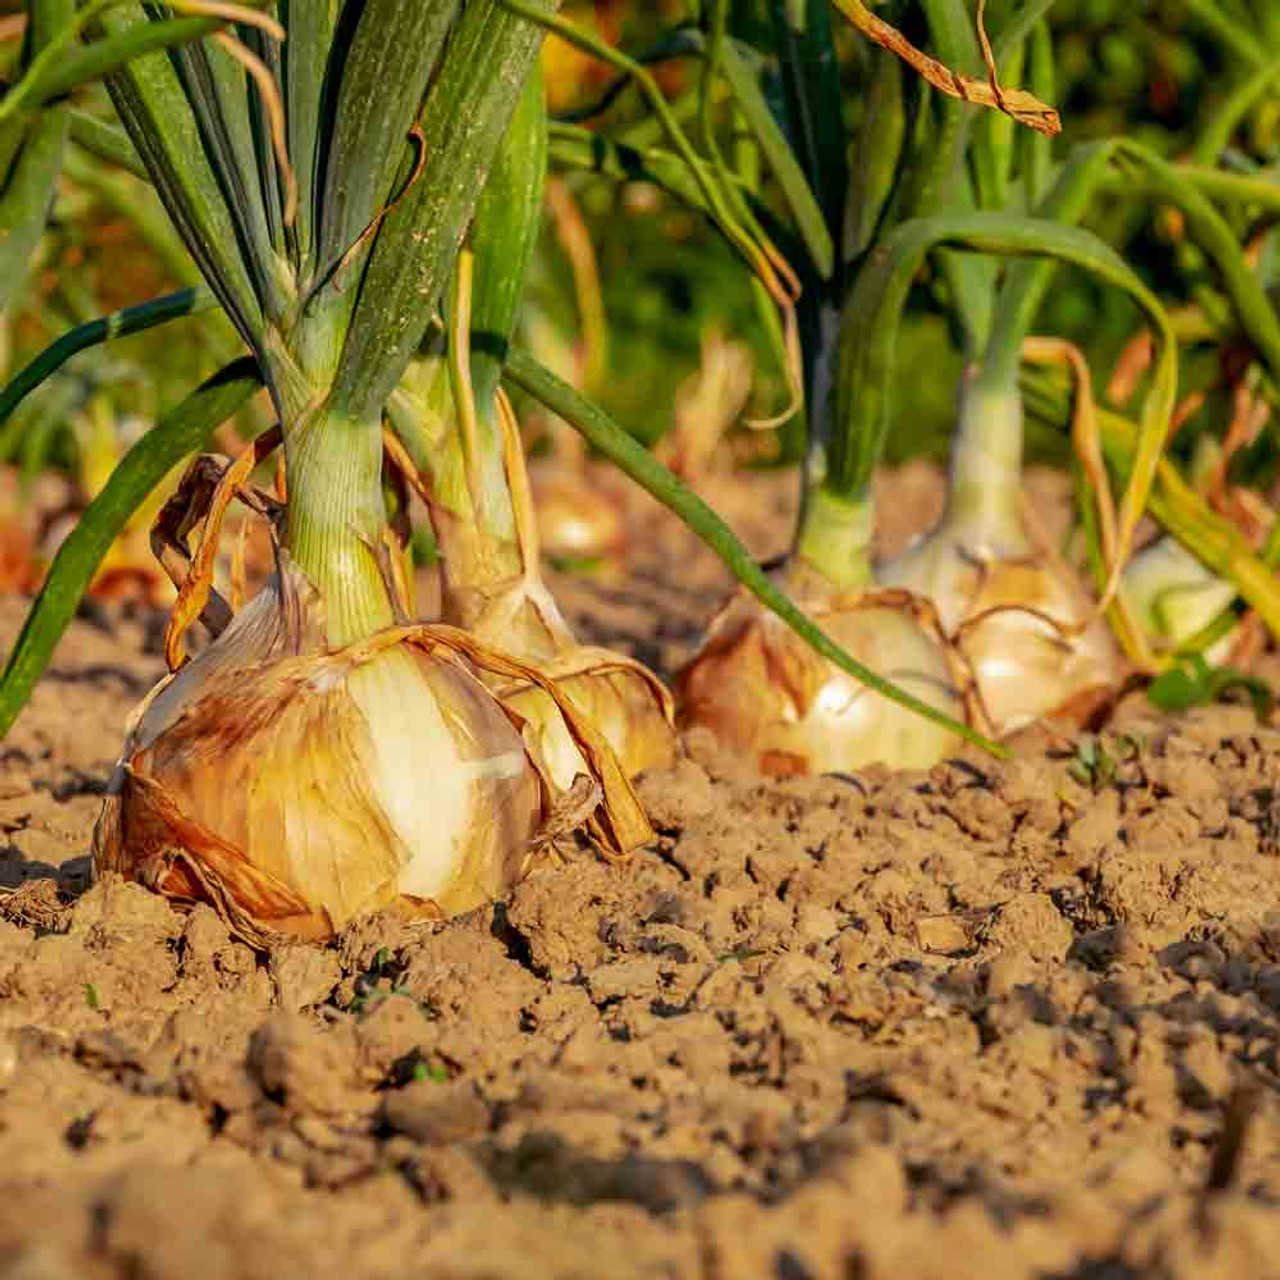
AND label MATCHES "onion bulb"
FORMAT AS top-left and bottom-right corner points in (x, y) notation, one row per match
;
(386, 377), (678, 790)
(675, 571), (970, 776)
(881, 382), (1118, 734)
(493, 644), (676, 790)
(94, 486), (651, 948)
